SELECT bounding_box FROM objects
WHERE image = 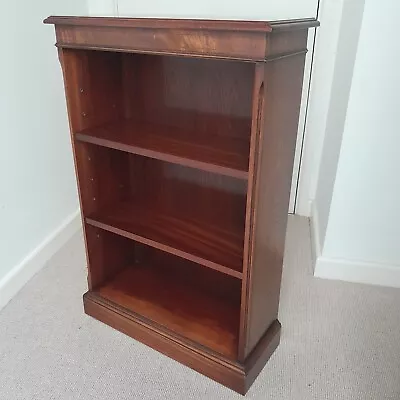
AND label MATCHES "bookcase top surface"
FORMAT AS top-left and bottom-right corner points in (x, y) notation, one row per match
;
(44, 16), (319, 33)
